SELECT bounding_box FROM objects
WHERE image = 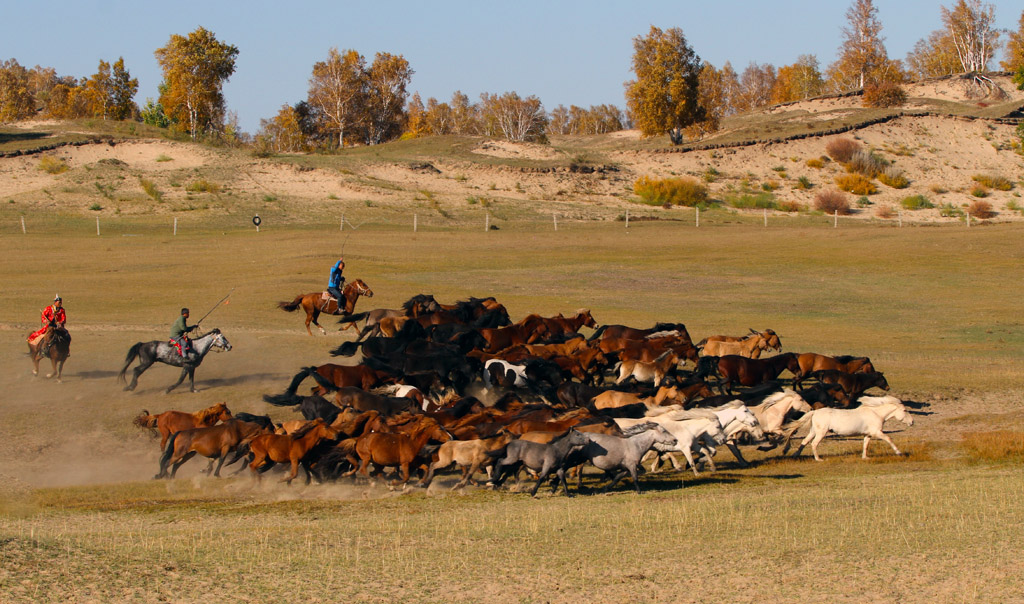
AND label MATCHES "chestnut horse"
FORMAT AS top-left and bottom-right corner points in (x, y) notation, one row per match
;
(28, 318), (71, 381)
(346, 417), (453, 486)
(134, 402), (233, 450)
(697, 353), (801, 395)
(698, 329), (781, 359)
(156, 418), (270, 479)
(278, 278), (374, 336)
(262, 364), (392, 406)
(793, 353), (875, 387)
(248, 419), (341, 484)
